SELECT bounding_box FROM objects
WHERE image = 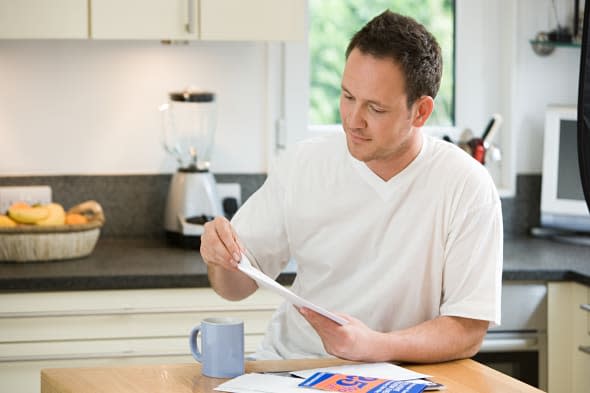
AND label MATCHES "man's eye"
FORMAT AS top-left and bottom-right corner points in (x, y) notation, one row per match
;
(343, 94), (353, 100)
(370, 106), (385, 113)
